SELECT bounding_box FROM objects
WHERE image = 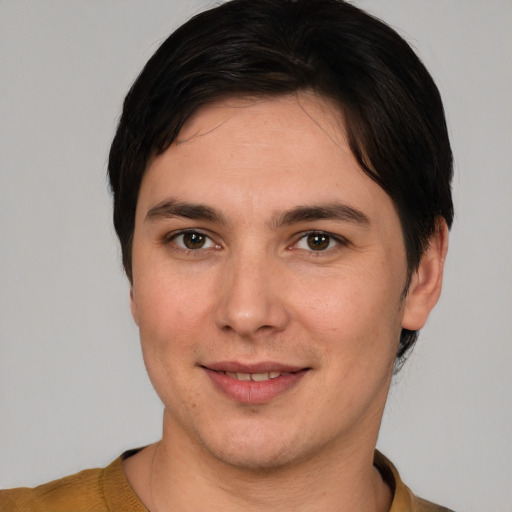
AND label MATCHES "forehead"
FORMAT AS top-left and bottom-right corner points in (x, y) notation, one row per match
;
(176, 93), (347, 146)
(137, 93), (395, 227)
